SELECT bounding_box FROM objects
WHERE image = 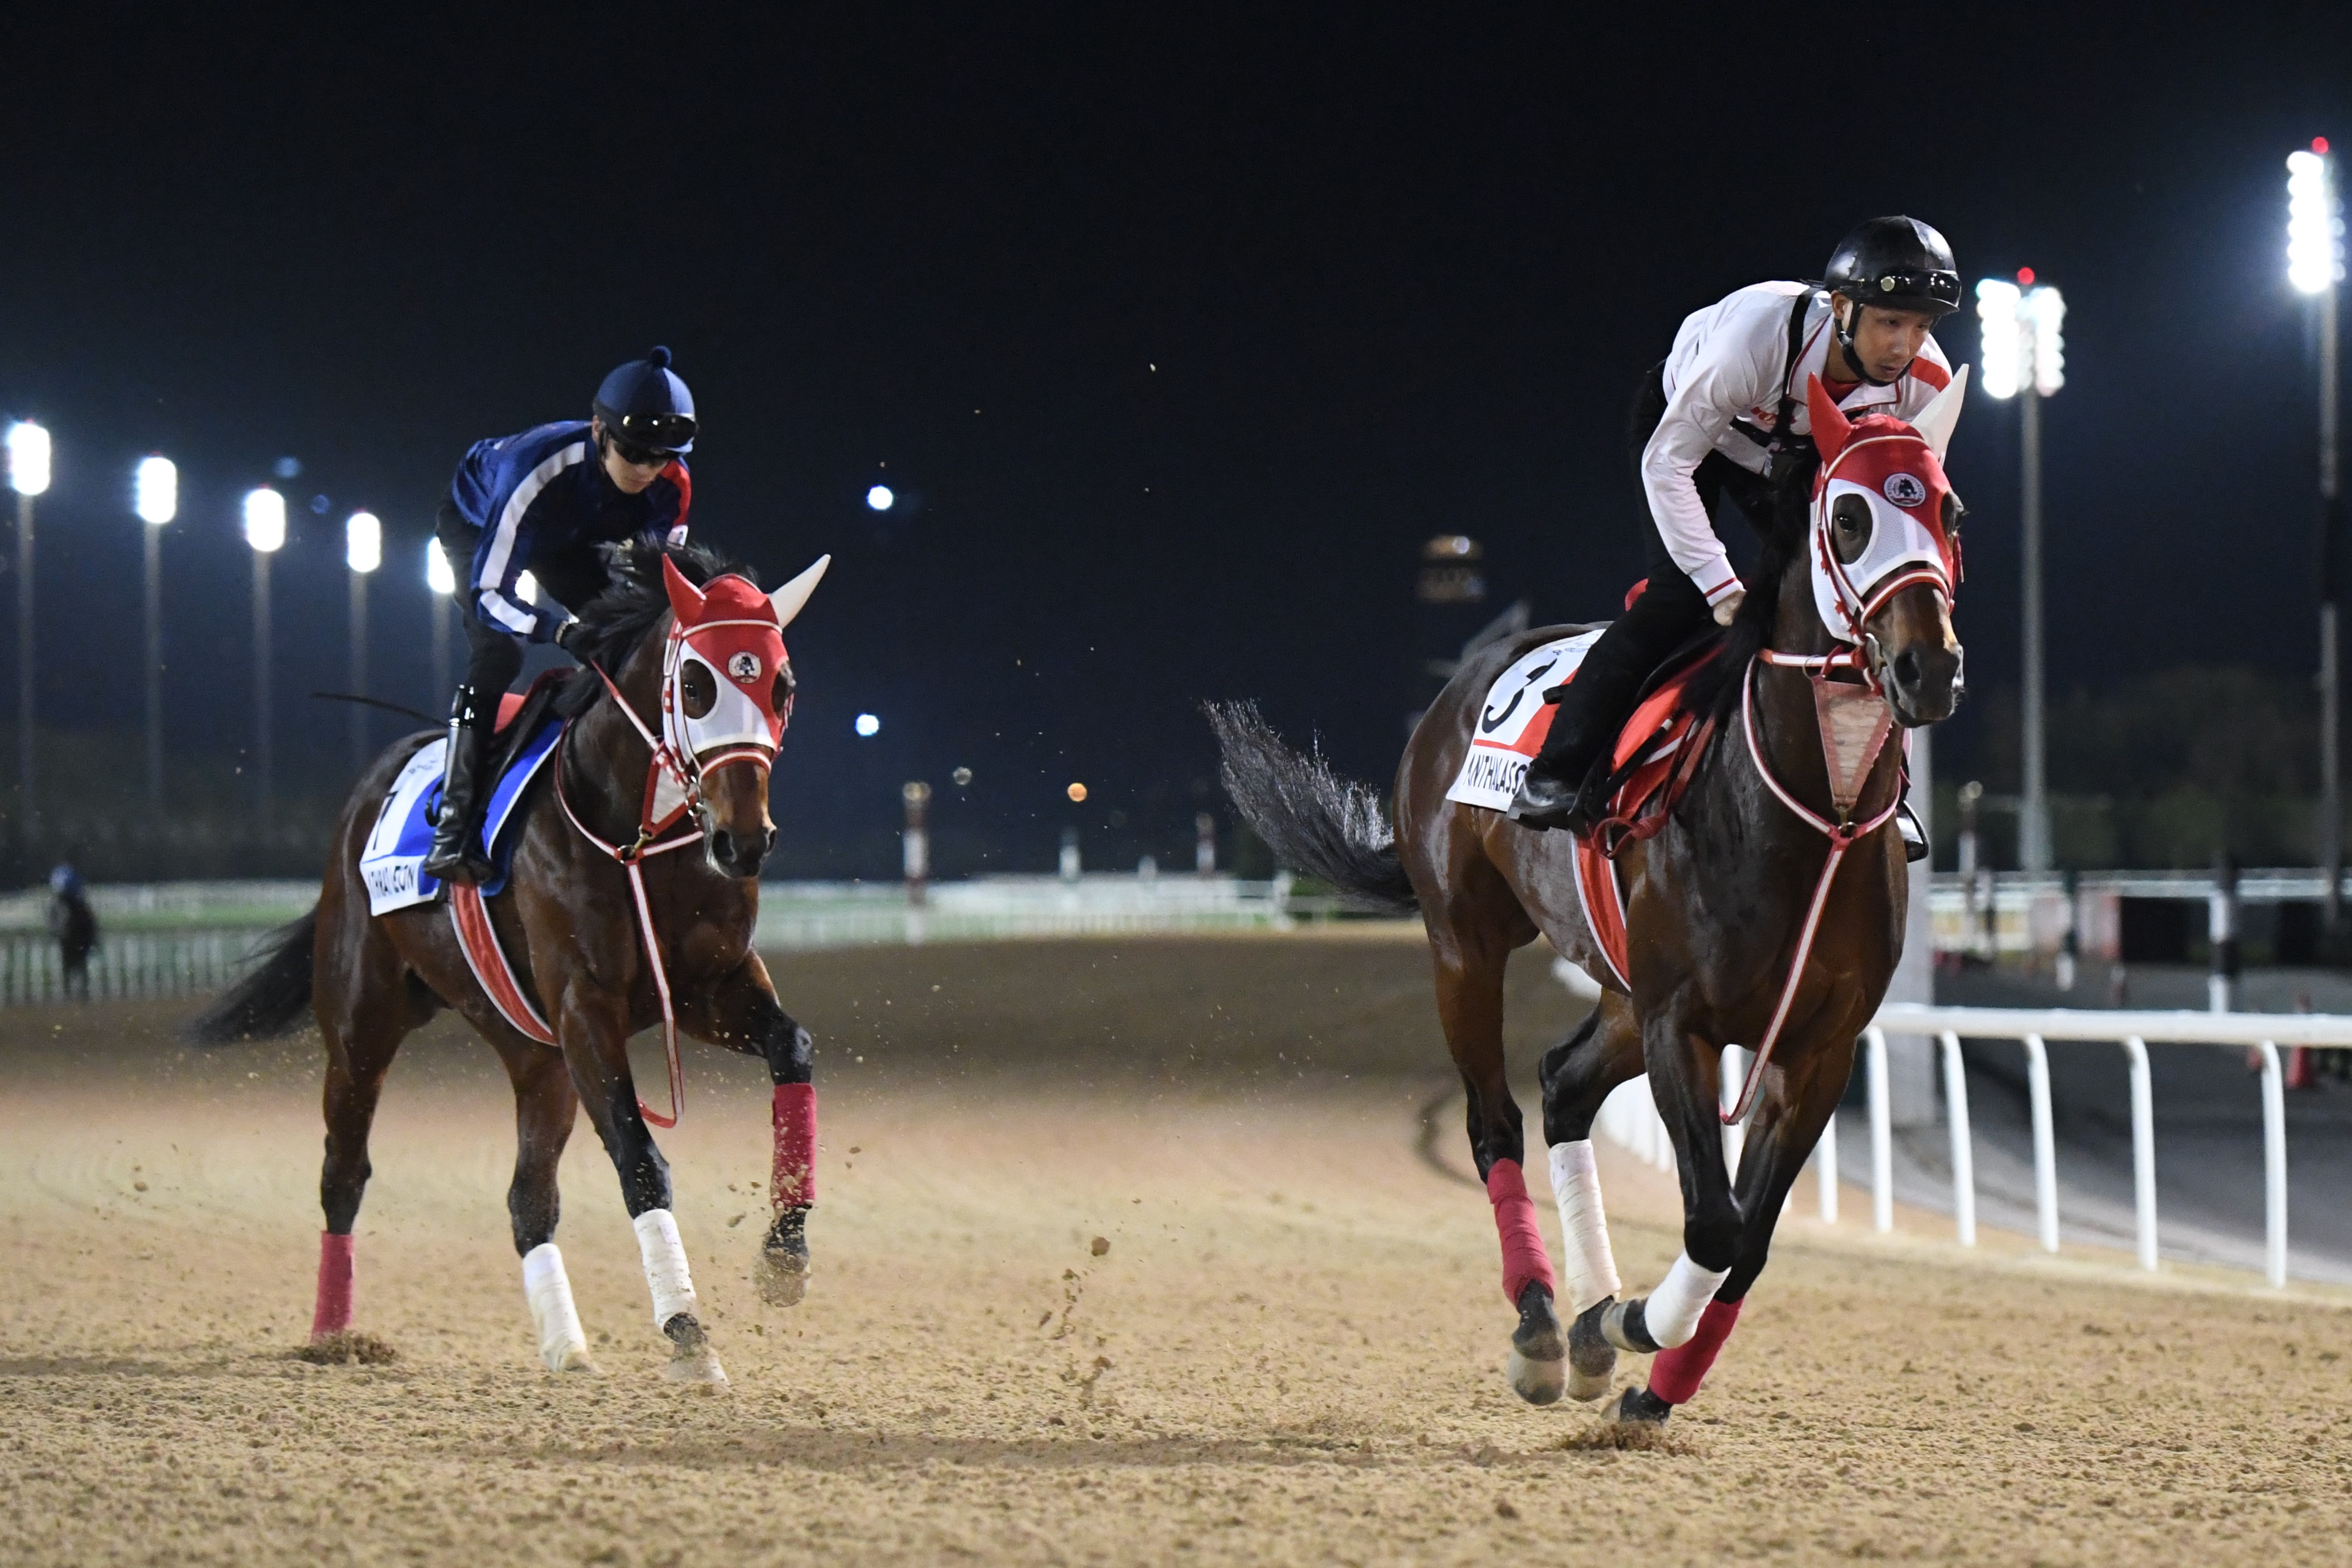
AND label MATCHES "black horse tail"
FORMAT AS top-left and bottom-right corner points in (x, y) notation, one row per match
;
(186, 910), (319, 1044)
(1205, 700), (1419, 915)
